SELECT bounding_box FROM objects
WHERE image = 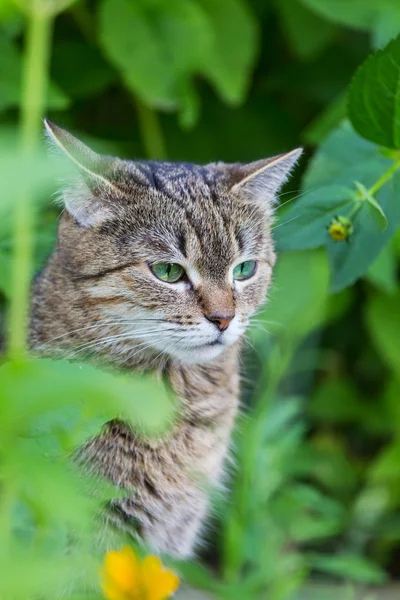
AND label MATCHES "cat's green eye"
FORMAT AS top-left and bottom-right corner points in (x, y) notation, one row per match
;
(151, 262), (185, 283)
(233, 260), (257, 281)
